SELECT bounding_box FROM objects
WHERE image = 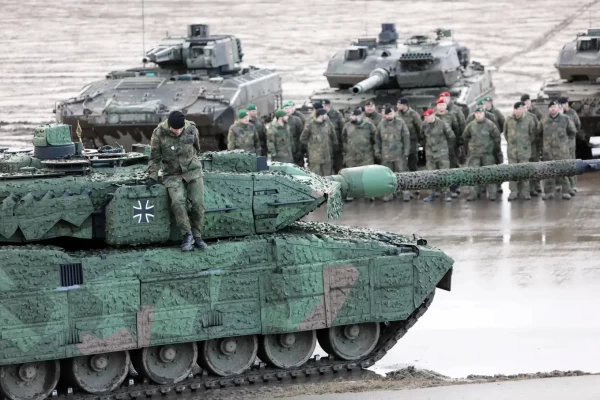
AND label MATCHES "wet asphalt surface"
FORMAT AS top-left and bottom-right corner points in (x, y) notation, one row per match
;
(306, 174), (600, 377)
